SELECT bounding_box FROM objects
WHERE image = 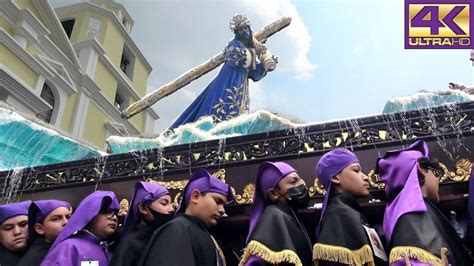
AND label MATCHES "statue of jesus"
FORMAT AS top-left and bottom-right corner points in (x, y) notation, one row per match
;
(169, 14), (277, 129)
